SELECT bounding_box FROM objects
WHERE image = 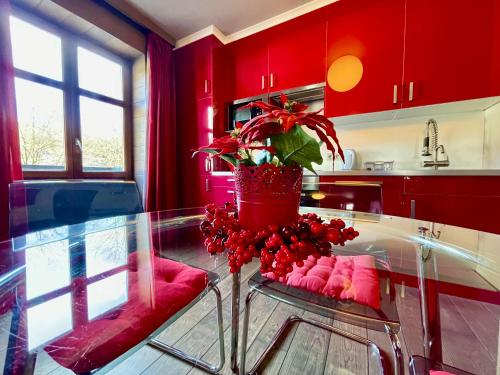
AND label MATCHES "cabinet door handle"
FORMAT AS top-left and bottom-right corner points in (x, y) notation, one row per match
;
(227, 190), (235, 194)
(227, 178), (235, 182)
(270, 73), (276, 88)
(204, 79), (210, 94)
(408, 81), (414, 101)
(261, 75), (266, 90)
(205, 157), (212, 172)
(393, 84), (398, 104)
(410, 199), (416, 219)
(205, 178), (211, 192)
